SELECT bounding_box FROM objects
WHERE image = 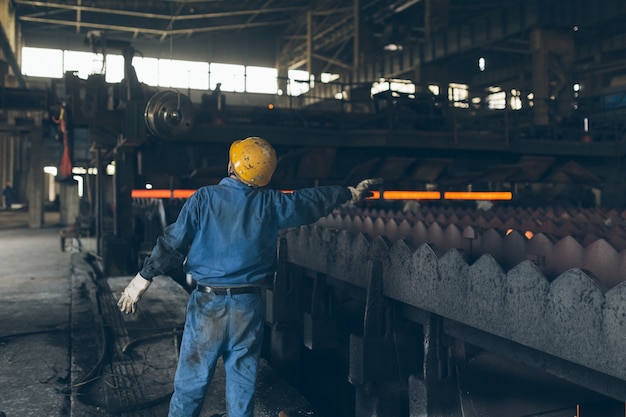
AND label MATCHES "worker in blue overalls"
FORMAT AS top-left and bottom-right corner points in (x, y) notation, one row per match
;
(118, 136), (382, 417)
